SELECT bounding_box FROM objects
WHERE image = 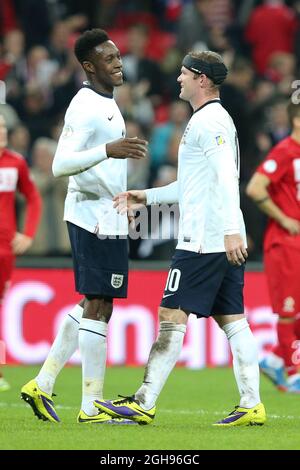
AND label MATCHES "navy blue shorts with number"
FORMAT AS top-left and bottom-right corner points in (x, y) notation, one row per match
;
(67, 222), (128, 298)
(160, 249), (245, 317)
